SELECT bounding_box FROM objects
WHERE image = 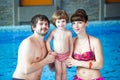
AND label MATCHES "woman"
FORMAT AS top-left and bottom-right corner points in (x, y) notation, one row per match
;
(66, 9), (104, 80)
